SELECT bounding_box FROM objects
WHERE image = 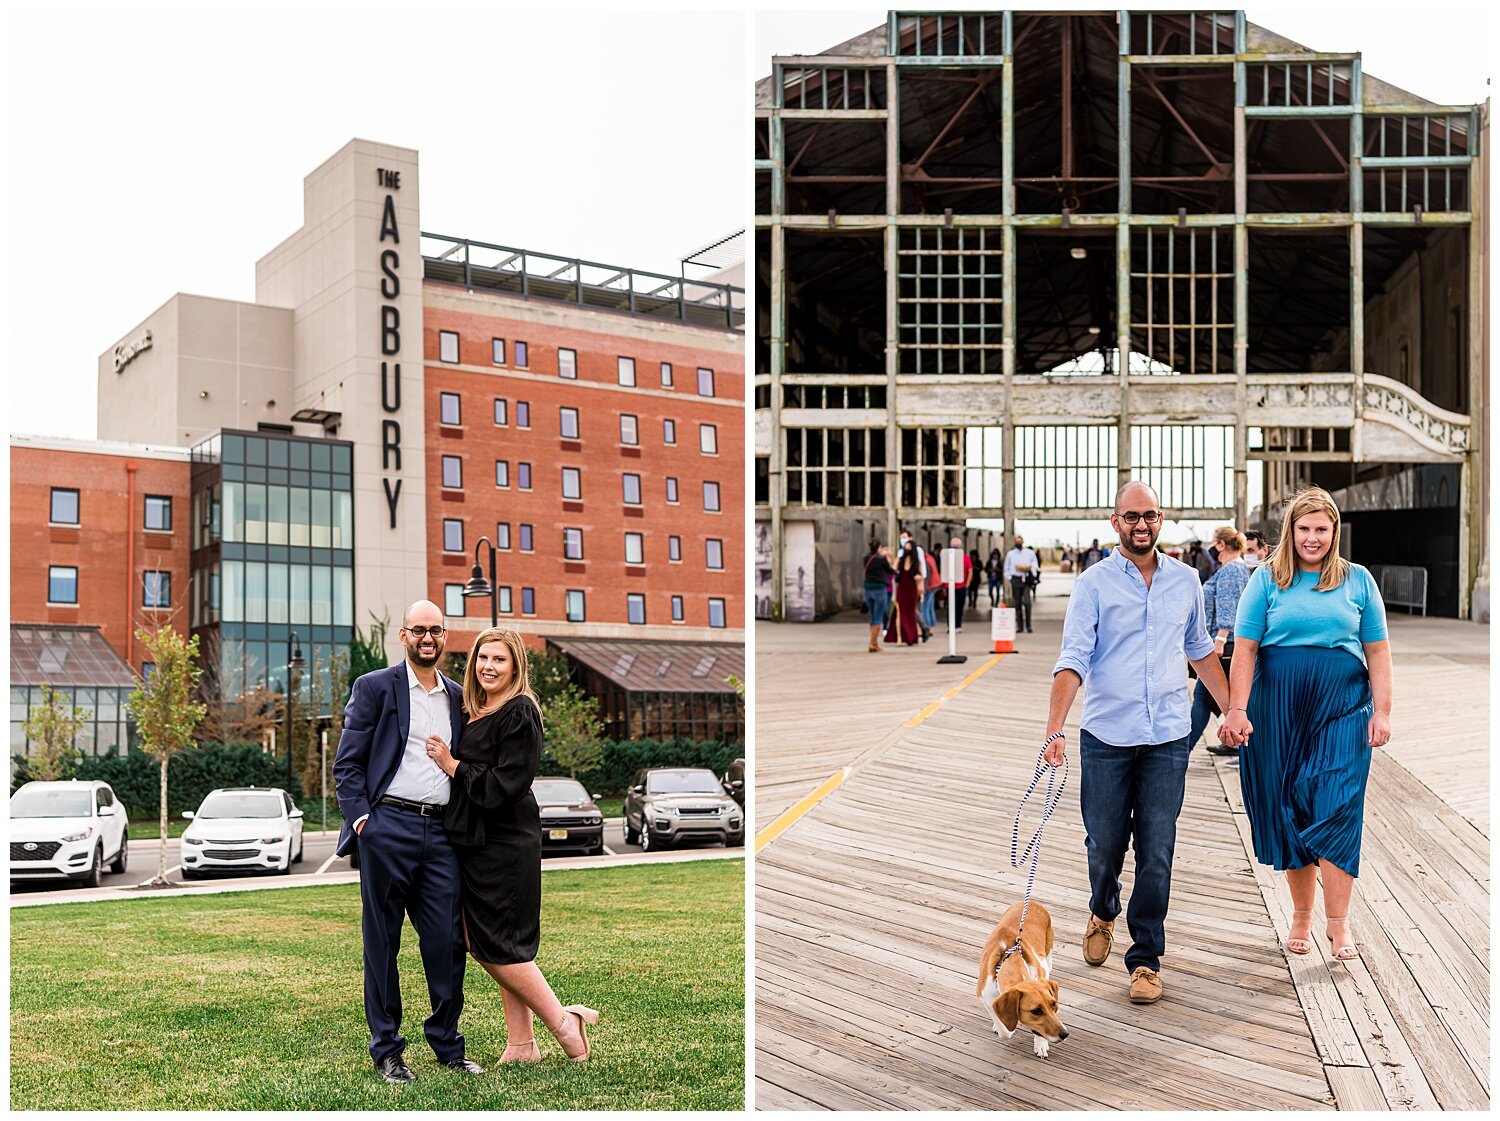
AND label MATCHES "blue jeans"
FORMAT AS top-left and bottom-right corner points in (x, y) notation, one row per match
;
(919, 589), (936, 630)
(1078, 728), (1190, 973)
